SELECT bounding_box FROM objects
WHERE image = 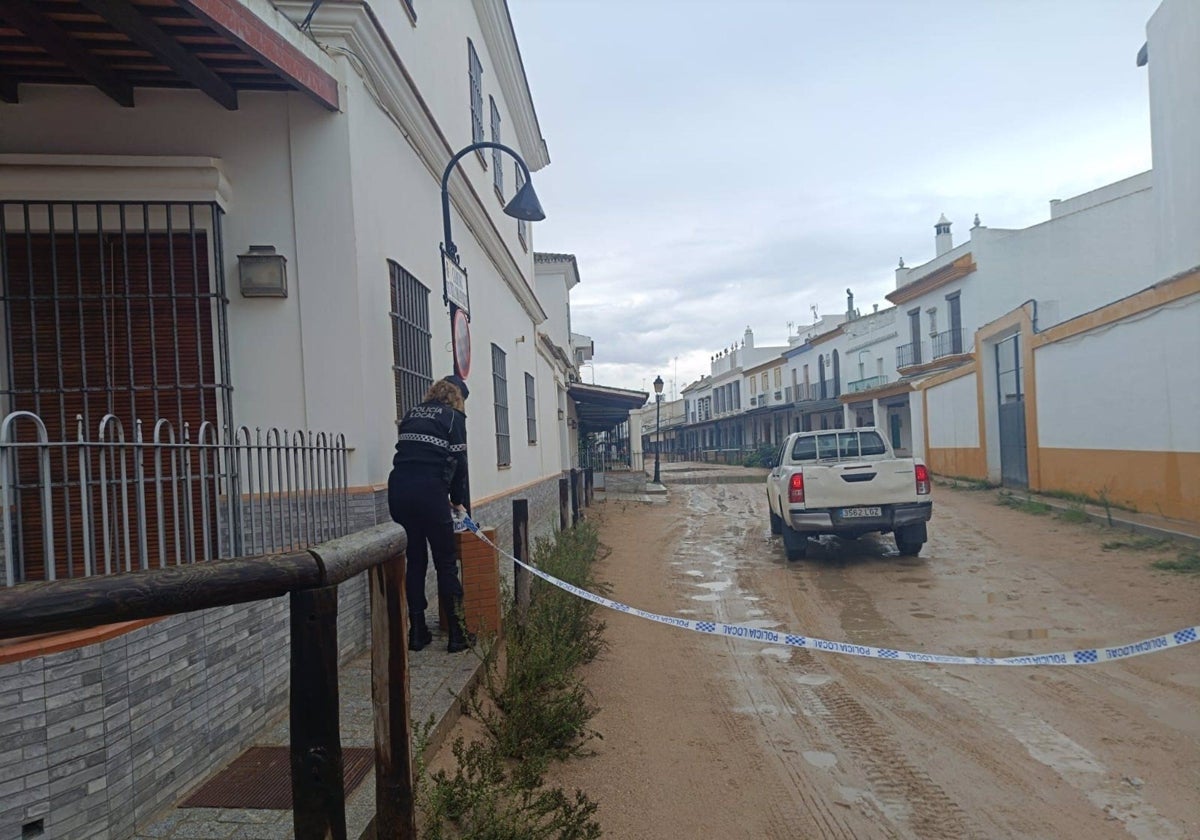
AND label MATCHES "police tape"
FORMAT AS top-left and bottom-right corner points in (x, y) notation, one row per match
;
(459, 516), (1198, 667)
